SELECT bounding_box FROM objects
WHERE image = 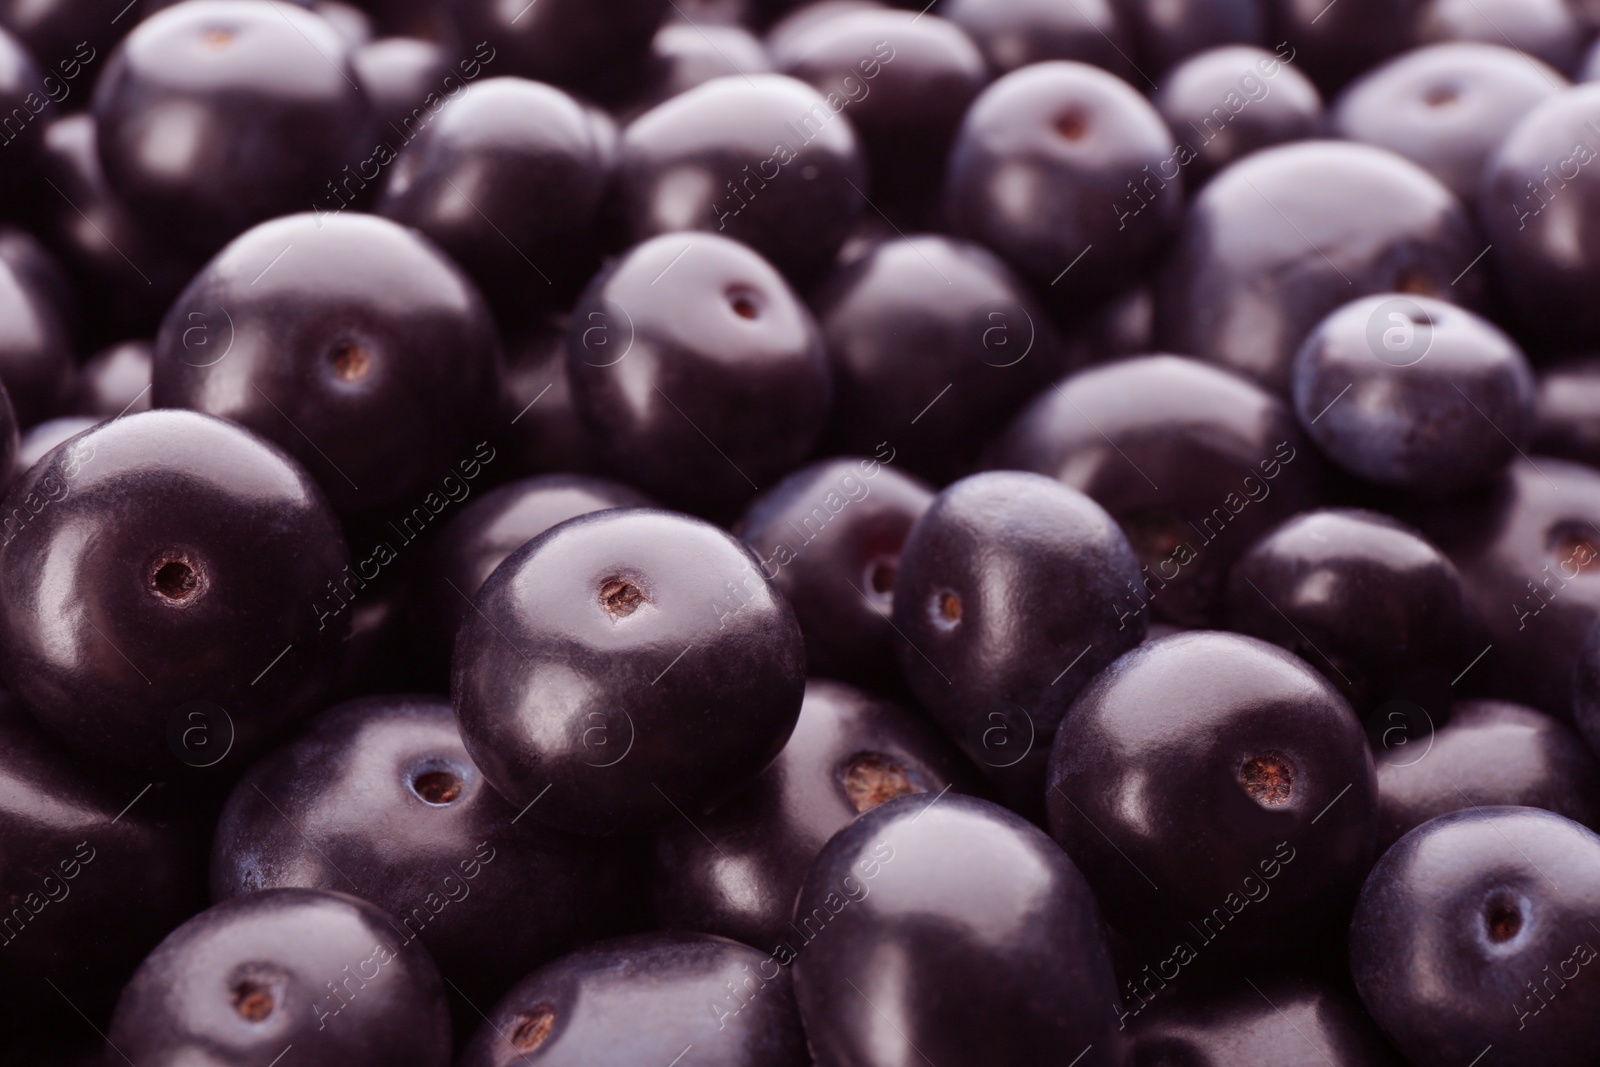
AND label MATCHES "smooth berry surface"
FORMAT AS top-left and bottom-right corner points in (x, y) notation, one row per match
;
(108, 887), (453, 1067)
(792, 791), (1127, 1067)
(1350, 807), (1600, 1067)
(452, 507), (805, 835)
(1047, 631), (1377, 955)
(0, 410), (349, 768)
